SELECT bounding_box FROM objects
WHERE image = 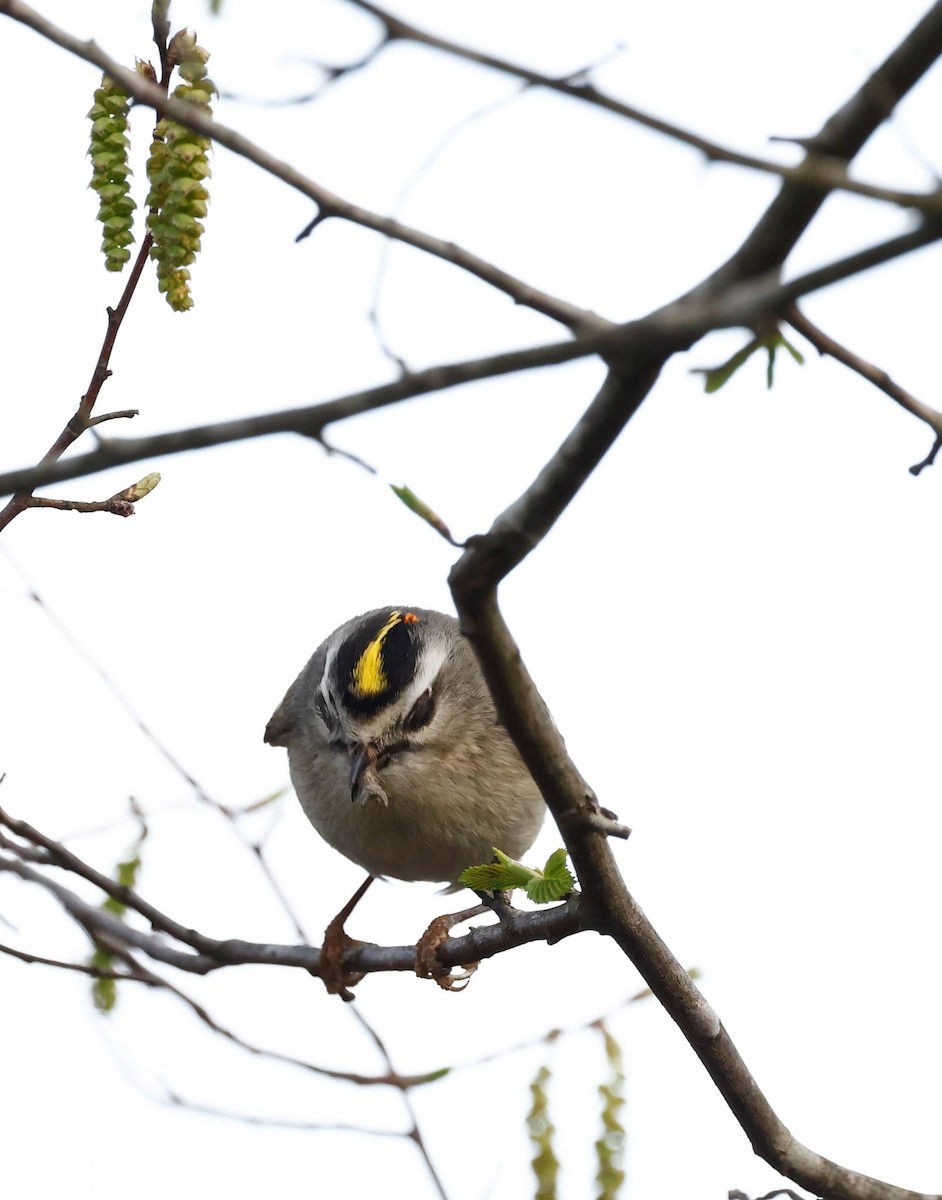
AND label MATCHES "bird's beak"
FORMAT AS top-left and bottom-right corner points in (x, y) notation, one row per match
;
(349, 742), (378, 793)
(349, 743), (389, 807)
